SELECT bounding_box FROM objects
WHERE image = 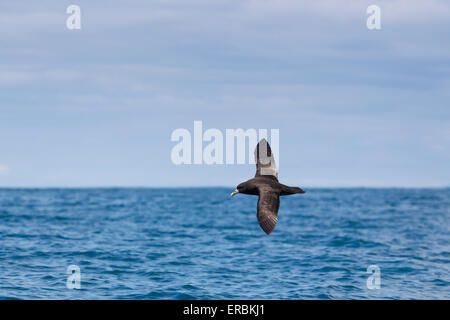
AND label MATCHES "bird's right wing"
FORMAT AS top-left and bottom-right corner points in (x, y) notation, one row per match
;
(257, 190), (280, 235)
(254, 139), (278, 179)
